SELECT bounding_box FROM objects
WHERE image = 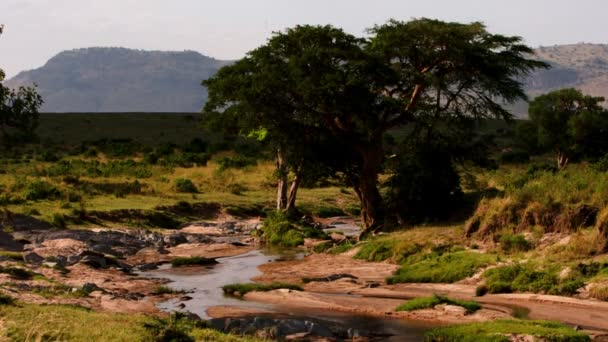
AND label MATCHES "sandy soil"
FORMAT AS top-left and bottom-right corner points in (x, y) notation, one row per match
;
(254, 253), (399, 284)
(243, 288), (510, 324)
